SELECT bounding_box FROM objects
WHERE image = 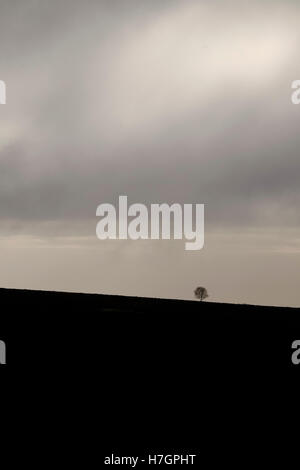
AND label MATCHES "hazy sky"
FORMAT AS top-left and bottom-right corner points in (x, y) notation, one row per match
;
(0, 0), (300, 306)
